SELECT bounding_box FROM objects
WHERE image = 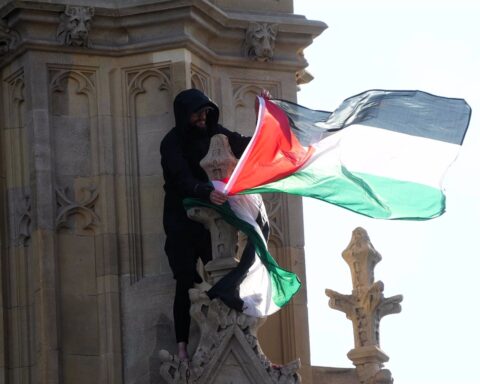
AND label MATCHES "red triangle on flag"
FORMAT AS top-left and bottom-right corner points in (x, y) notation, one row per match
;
(226, 98), (314, 195)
